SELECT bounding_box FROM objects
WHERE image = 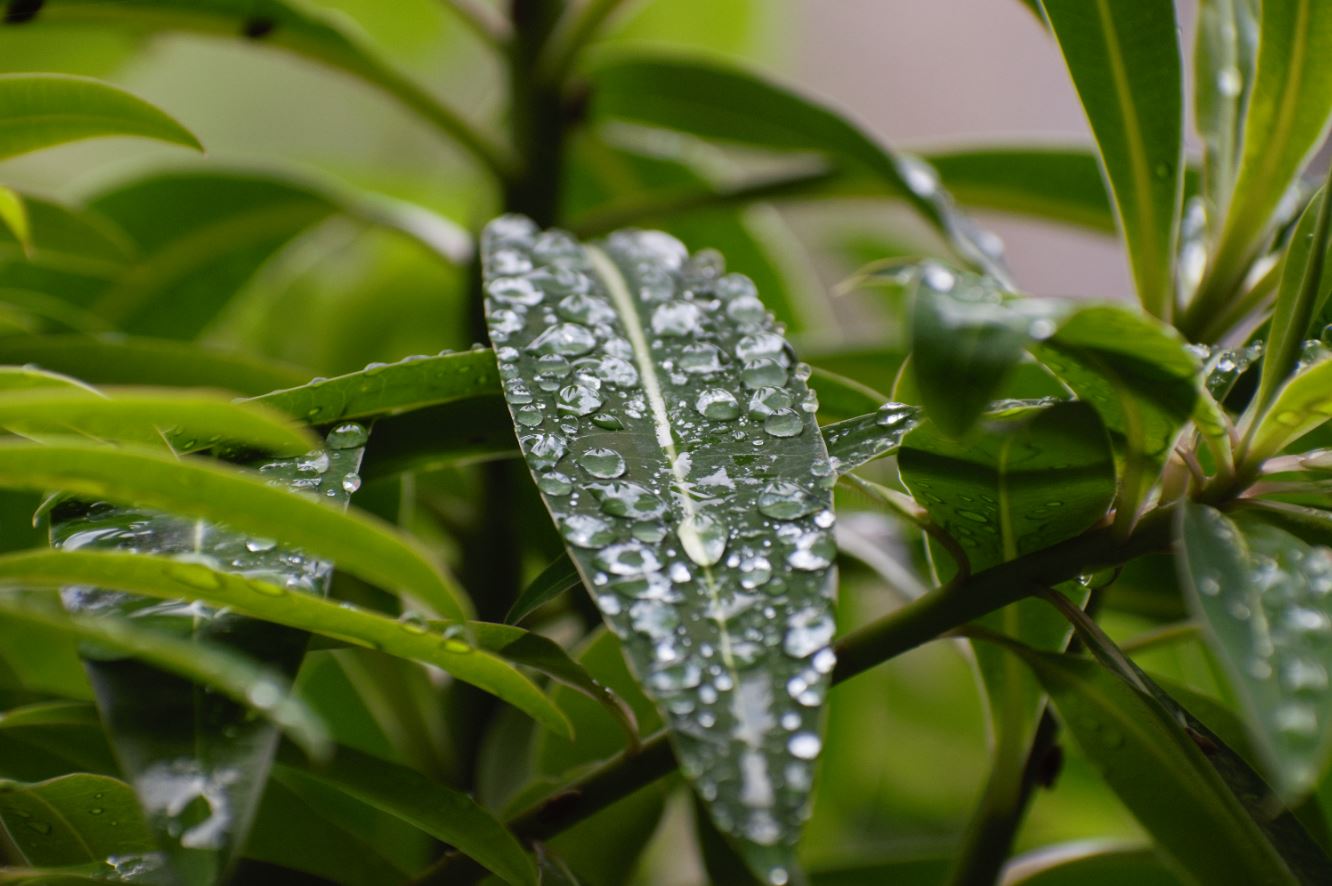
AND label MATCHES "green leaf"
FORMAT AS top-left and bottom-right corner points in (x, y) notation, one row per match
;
(910, 266), (1057, 436)
(1014, 649), (1298, 884)
(505, 555), (583, 625)
(0, 73), (200, 160)
(0, 439), (468, 619)
(0, 193), (132, 269)
(0, 550), (571, 738)
(0, 388), (317, 454)
(0, 594), (327, 755)
(275, 744), (537, 886)
(249, 348), (499, 425)
(1179, 504), (1332, 797)
(1195, 0), (1260, 225)
(0, 774), (155, 868)
(0, 334), (310, 395)
(588, 55), (1008, 280)
(483, 216), (835, 884)
(1246, 355), (1332, 465)
(0, 186), (31, 255)
(1207, 0), (1332, 300)
(821, 402), (920, 474)
(1004, 842), (1189, 885)
(1250, 186), (1332, 425)
(1030, 304), (1200, 525)
(6, 0), (506, 174)
(927, 147), (1115, 233)
(1041, 0), (1184, 318)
